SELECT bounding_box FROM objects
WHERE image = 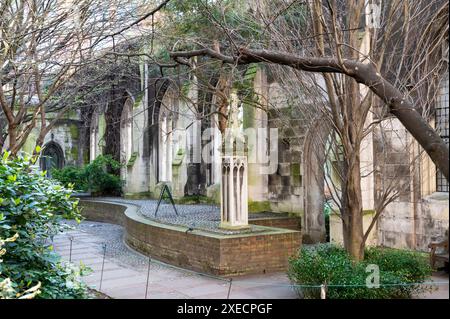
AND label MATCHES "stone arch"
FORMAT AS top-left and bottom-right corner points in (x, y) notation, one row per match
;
(148, 78), (172, 185)
(104, 91), (130, 163)
(120, 94), (134, 189)
(158, 101), (174, 182)
(40, 141), (65, 177)
(120, 95), (134, 164)
(302, 116), (331, 243)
